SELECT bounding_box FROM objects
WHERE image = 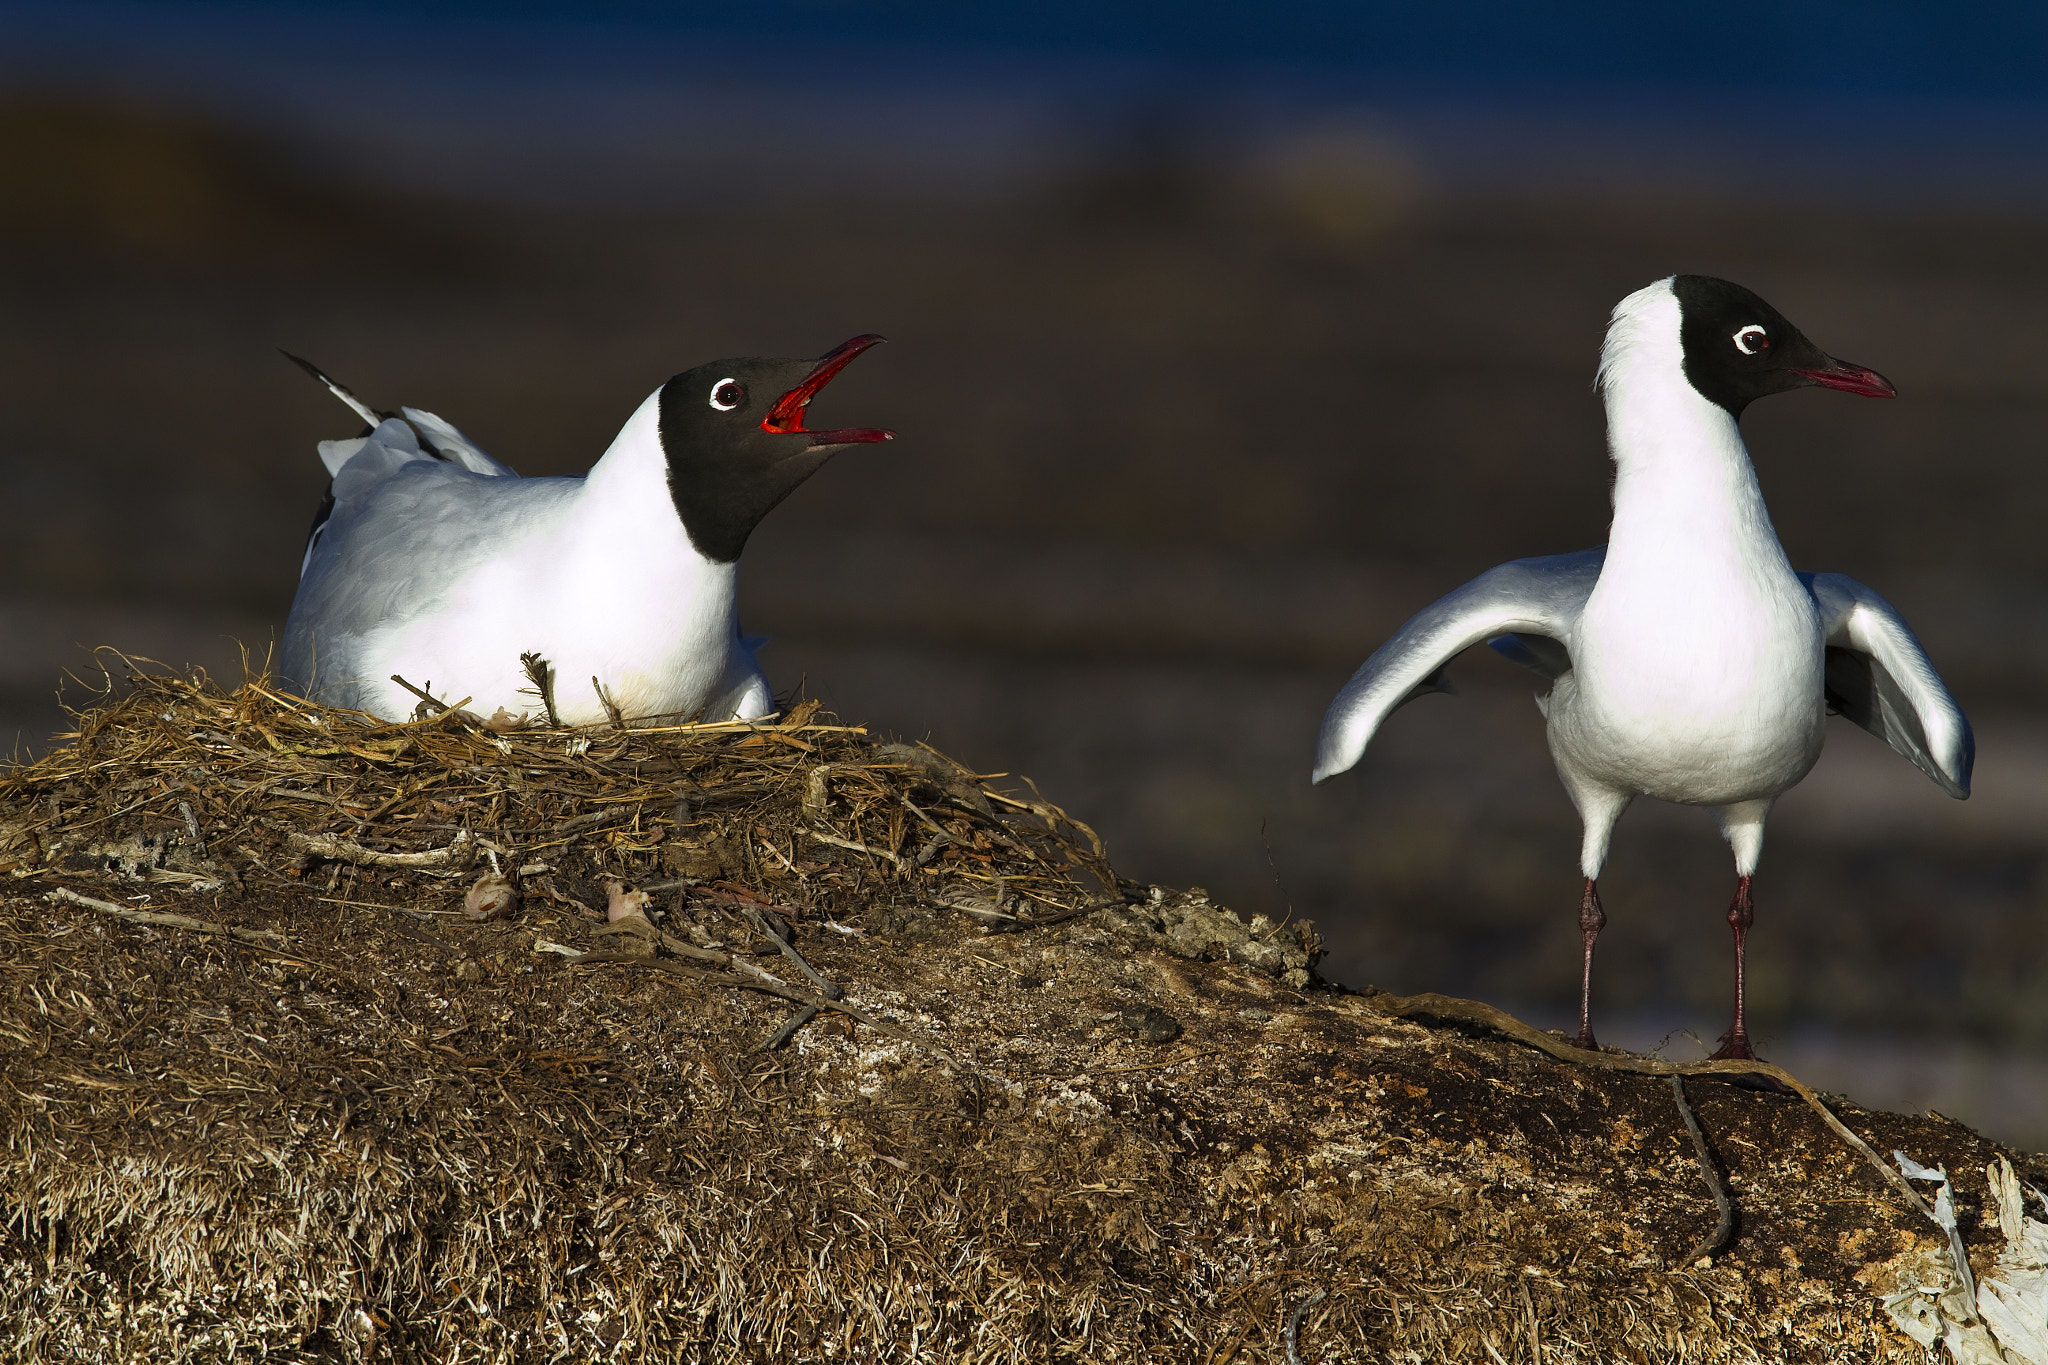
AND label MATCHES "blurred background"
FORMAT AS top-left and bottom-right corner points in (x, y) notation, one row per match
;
(3, 0), (2048, 1143)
